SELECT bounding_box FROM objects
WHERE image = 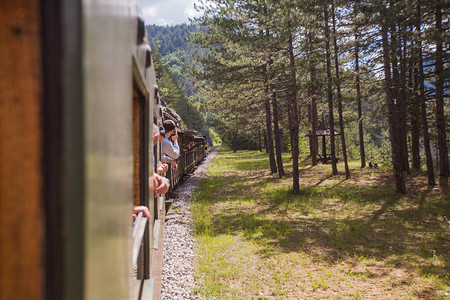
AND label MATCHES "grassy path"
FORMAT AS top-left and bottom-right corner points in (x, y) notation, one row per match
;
(191, 149), (449, 299)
